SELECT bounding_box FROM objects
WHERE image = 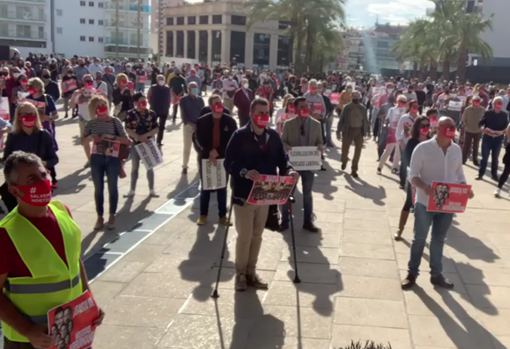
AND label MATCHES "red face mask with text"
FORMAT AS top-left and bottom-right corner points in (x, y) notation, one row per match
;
(212, 103), (223, 113)
(288, 104), (295, 114)
(252, 113), (270, 128)
(96, 105), (108, 116)
(298, 108), (309, 118)
(84, 81), (94, 89)
(410, 106), (419, 113)
(27, 87), (37, 95)
(419, 126), (430, 136)
(438, 125), (456, 139)
(137, 101), (147, 110)
(19, 114), (37, 128)
(472, 100), (480, 106)
(119, 81), (127, 87)
(14, 178), (52, 206)
(309, 87), (317, 93)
